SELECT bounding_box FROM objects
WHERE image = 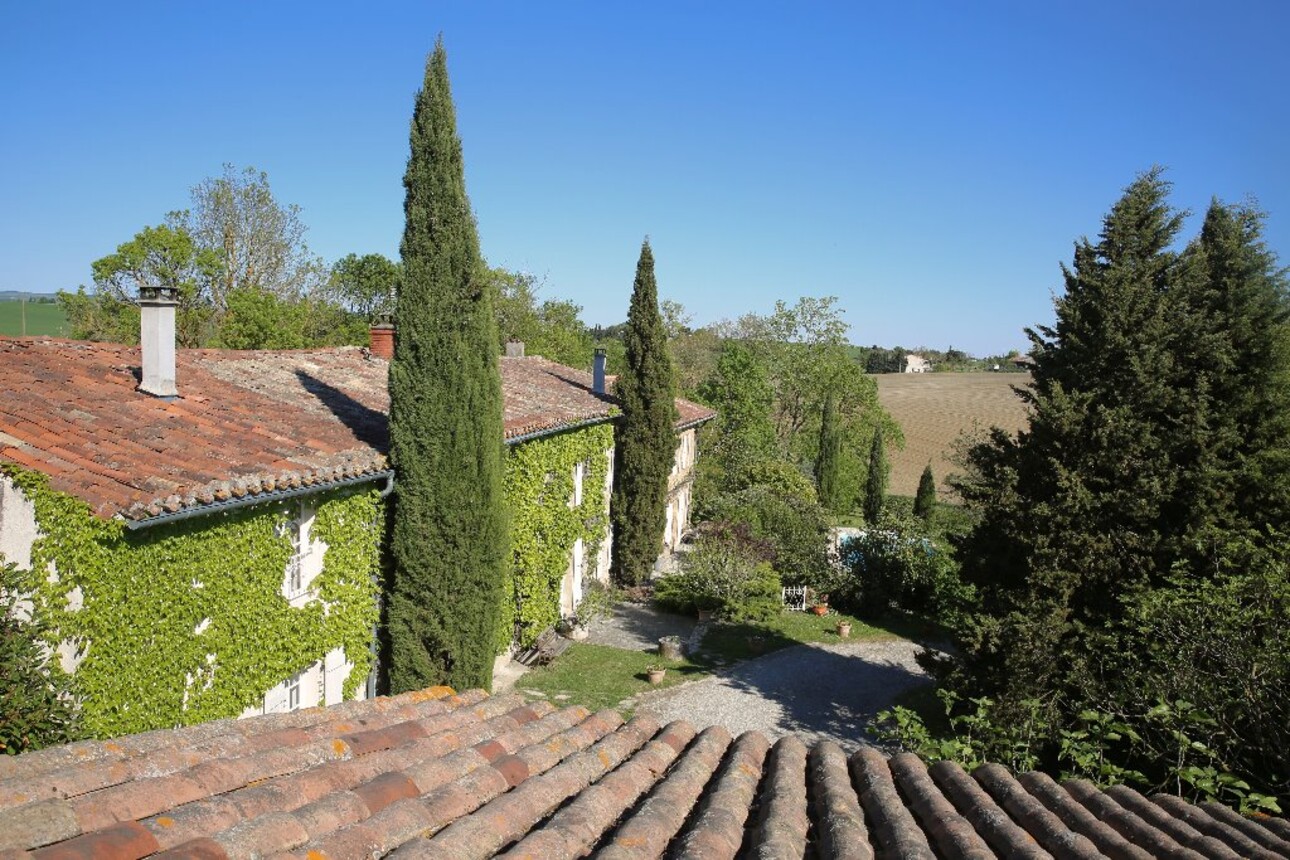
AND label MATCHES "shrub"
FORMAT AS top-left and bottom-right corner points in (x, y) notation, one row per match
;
(1, 567), (78, 754)
(834, 510), (971, 622)
(705, 484), (831, 587)
(654, 524), (782, 623)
